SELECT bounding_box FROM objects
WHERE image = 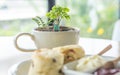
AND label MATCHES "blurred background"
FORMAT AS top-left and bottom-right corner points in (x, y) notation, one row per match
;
(0, 0), (118, 39)
(0, 1), (119, 75)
